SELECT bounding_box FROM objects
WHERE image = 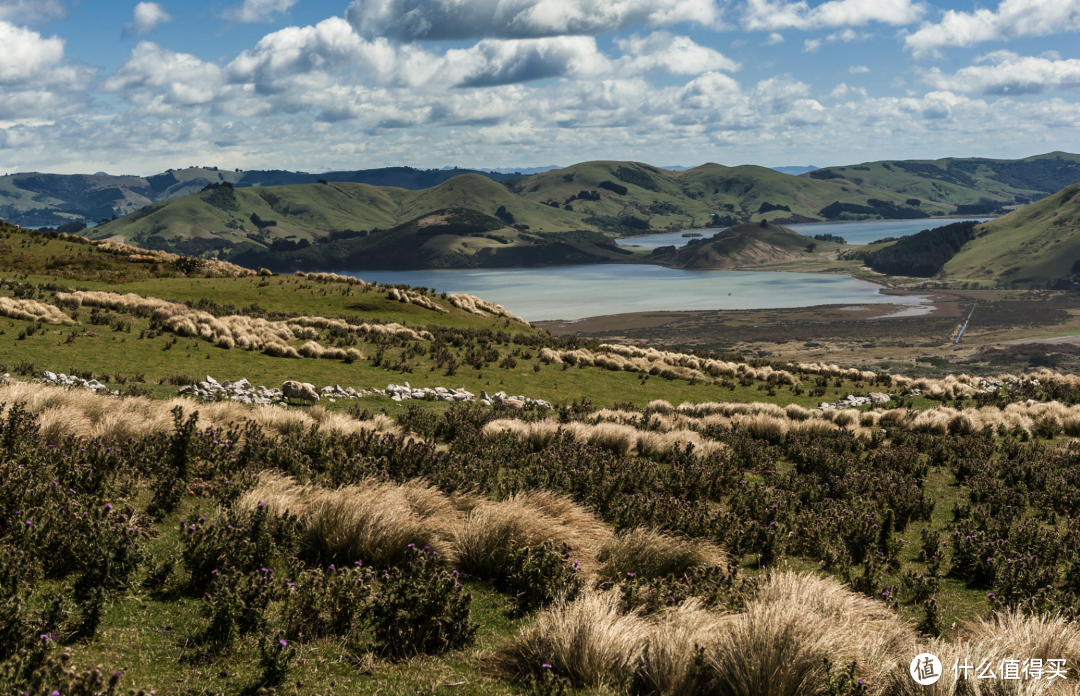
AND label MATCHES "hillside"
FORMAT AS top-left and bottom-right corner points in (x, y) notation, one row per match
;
(7, 152), (1080, 232)
(648, 221), (843, 269)
(507, 160), (938, 232)
(0, 166), (518, 228)
(87, 175), (638, 270)
(803, 151), (1080, 214)
(943, 182), (1080, 283)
